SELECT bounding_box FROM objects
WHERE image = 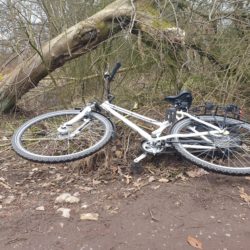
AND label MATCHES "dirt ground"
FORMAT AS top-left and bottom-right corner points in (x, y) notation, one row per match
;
(1, 115), (250, 250)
